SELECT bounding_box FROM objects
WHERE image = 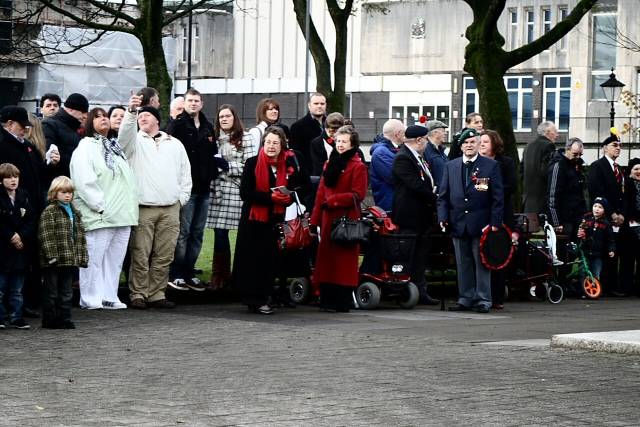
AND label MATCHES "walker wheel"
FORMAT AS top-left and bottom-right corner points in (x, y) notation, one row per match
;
(289, 277), (311, 304)
(547, 283), (564, 304)
(582, 277), (602, 299)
